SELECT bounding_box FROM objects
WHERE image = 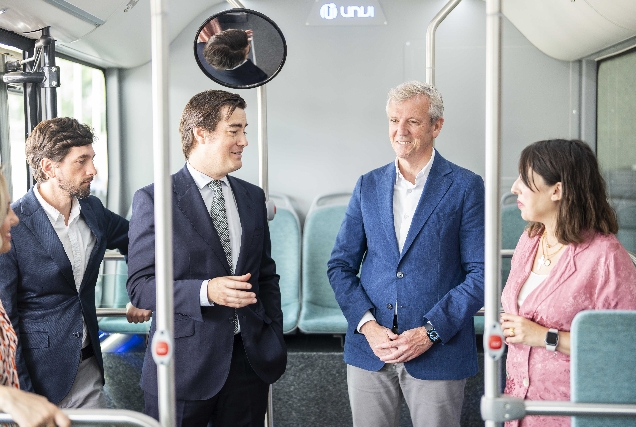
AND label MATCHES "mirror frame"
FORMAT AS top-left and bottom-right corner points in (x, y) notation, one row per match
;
(193, 8), (287, 89)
